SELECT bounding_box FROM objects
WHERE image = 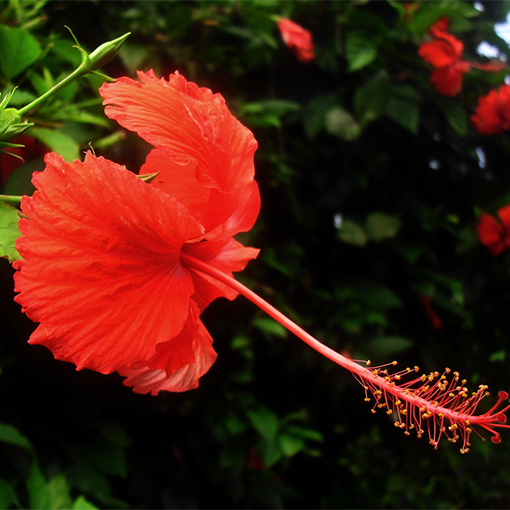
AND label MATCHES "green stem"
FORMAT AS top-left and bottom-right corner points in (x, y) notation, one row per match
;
(0, 194), (23, 205)
(18, 64), (89, 116)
